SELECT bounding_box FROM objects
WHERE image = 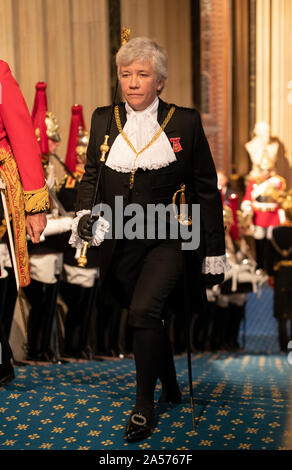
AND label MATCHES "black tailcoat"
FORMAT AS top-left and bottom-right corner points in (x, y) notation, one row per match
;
(76, 99), (225, 288)
(265, 226), (292, 318)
